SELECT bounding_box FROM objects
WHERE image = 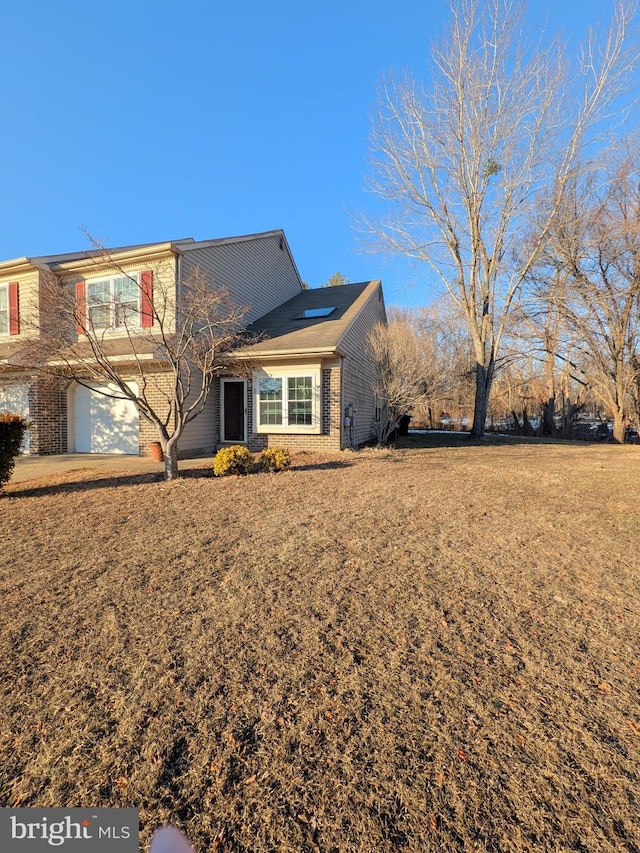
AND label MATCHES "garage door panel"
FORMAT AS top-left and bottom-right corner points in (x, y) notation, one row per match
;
(74, 383), (139, 454)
